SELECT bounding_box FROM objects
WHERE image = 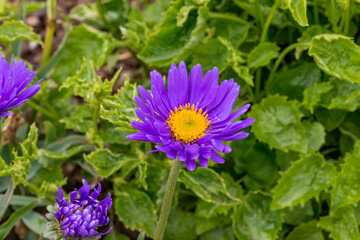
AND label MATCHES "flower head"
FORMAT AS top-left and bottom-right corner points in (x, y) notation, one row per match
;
(127, 62), (254, 171)
(0, 54), (41, 117)
(45, 179), (113, 240)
